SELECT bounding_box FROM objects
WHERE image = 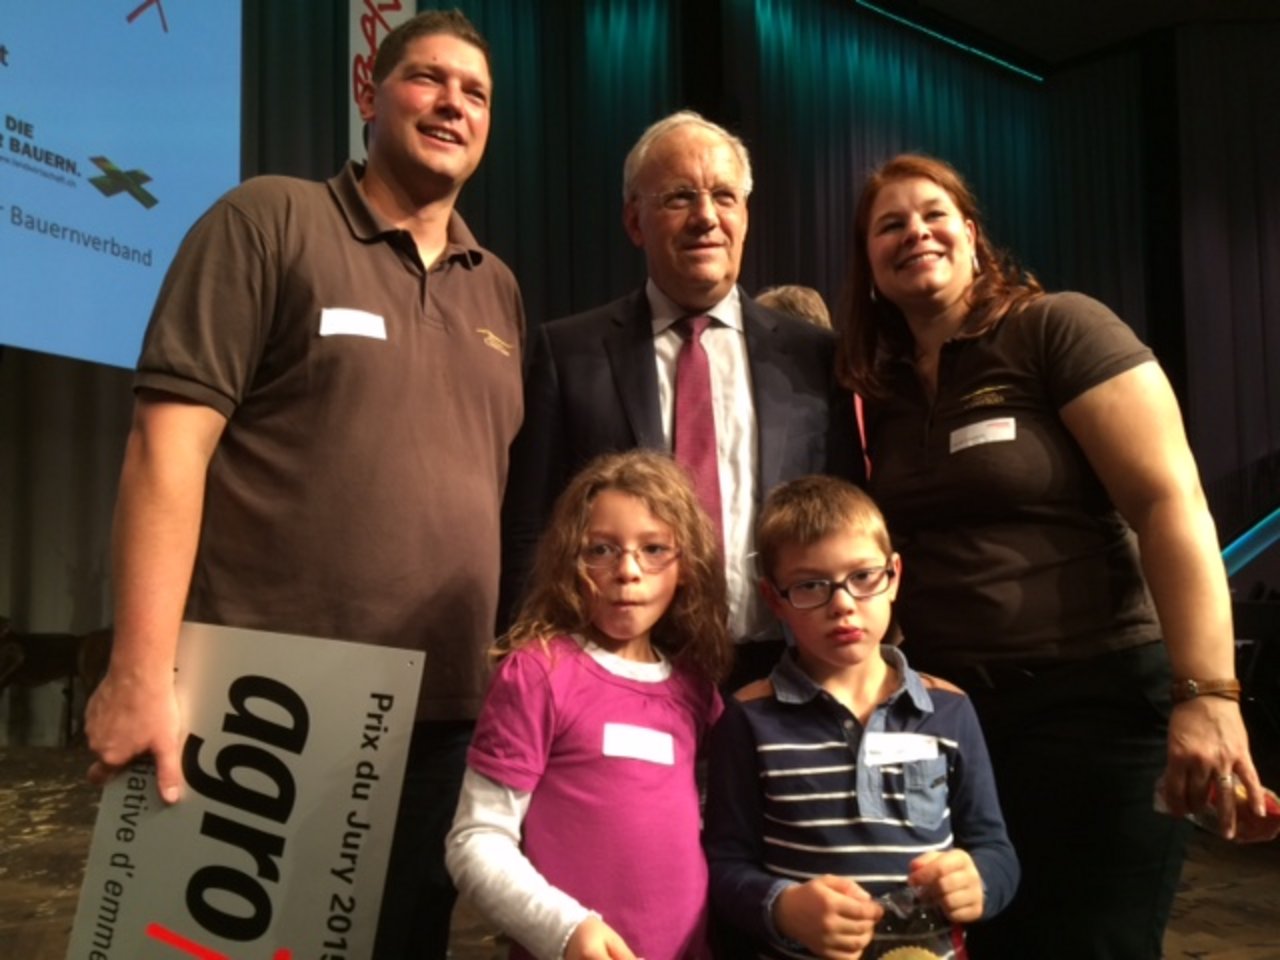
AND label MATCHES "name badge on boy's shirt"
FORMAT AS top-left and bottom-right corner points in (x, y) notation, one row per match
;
(950, 416), (1015, 453)
(602, 723), (675, 765)
(863, 732), (939, 766)
(319, 307), (387, 340)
